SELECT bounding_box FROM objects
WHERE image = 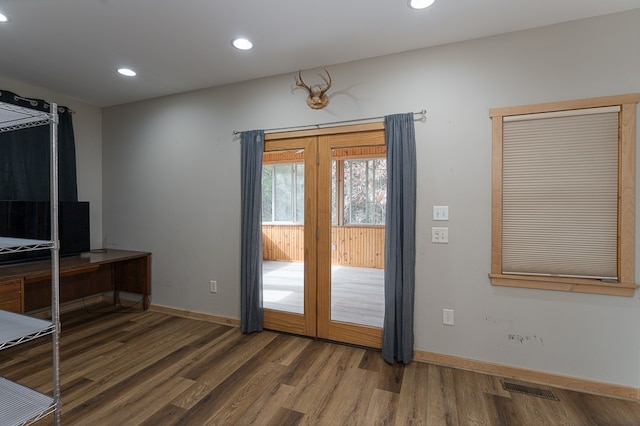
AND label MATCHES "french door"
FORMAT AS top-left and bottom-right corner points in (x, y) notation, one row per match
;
(261, 124), (385, 348)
